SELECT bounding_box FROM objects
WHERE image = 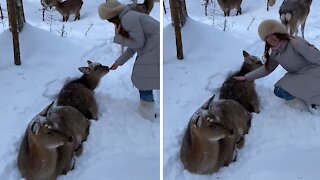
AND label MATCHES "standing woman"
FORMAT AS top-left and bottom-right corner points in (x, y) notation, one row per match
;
(98, 0), (160, 120)
(234, 19), (320, 113)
